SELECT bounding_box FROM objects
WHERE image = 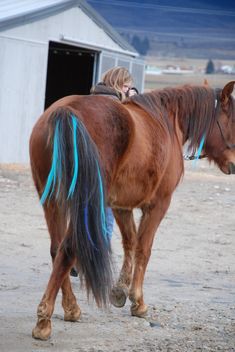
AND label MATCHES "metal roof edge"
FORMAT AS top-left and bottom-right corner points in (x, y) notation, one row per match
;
(0, 0), (139, 57)
(0, 0), (75, 32)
